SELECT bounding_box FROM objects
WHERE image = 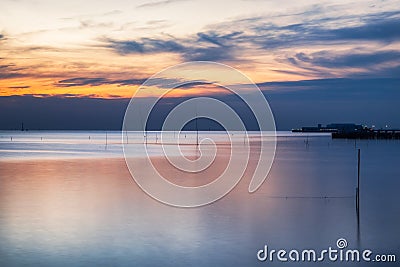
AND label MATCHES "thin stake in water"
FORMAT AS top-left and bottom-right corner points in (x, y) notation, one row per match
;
(105, 131), (108, 150)
(356, 148), (361, 211)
